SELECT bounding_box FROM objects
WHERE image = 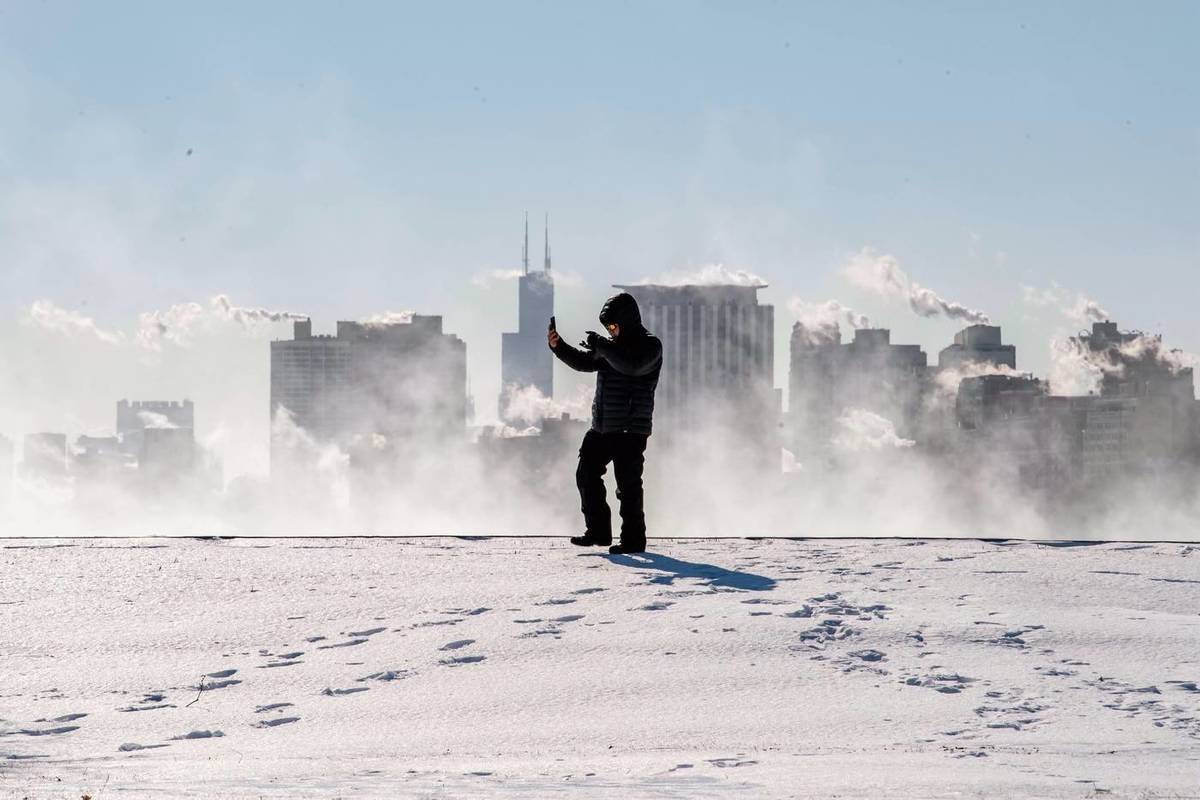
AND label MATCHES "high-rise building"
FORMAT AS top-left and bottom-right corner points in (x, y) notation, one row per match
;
(117, 400), (195, 457)
(270, 315), (467, 472)
(951, 321), (1200, 487)
(499, 213), (554, 418)
(614, 283), (778, 462)
(938, 325), (1016, 370)
(789, 326), (928, 457)
(1072, 321), (1194, 401)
